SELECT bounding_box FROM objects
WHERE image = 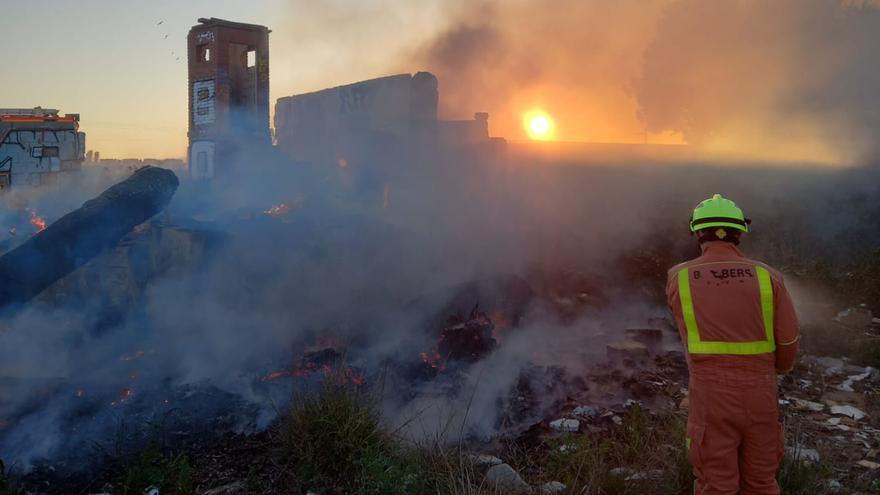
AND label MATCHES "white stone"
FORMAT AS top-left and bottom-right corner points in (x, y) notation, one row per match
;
(611, 416), (623, 426)
(486, 463), (530, 494)
(786, 447), (820, 463)
(541, 481), (567, 494)
(550, 418), (580, 432)
(557, 443), (577, 453)
(144, 488), (160, 495)
(856, 459), (880, 470)
(831, 405), (867, 420)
